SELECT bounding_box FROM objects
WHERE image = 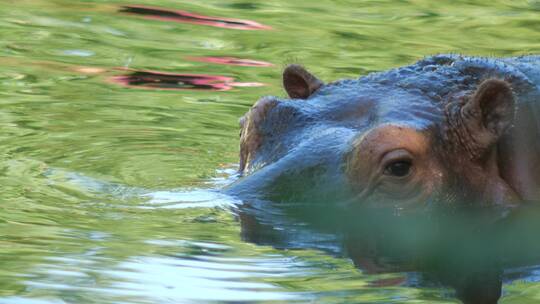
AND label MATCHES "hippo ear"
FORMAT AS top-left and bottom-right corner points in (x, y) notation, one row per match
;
(450, 79), (515, 159)
(464, 79), (515, 136)
(283, 64), (324, 99)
